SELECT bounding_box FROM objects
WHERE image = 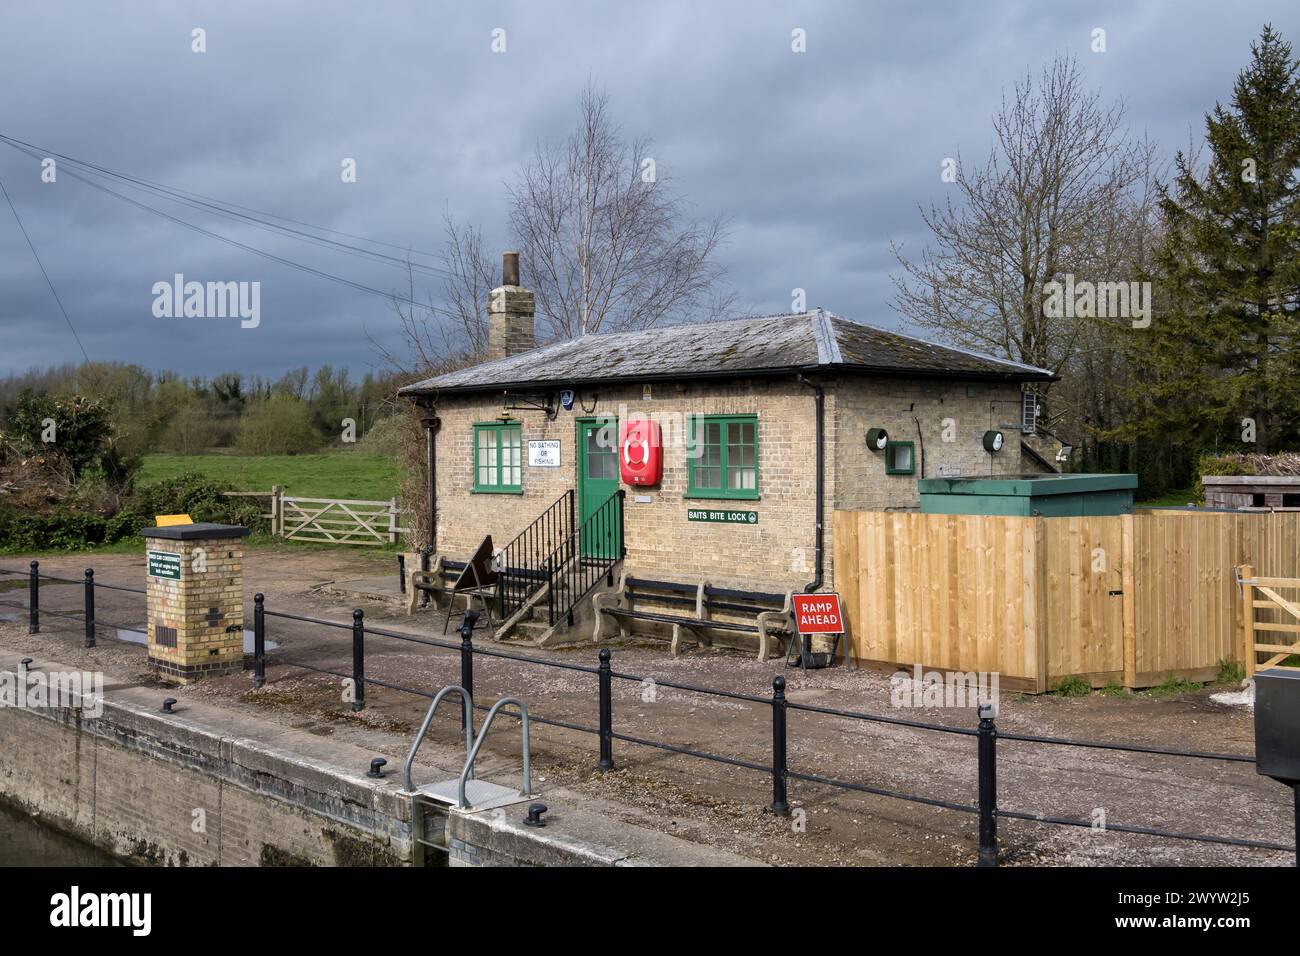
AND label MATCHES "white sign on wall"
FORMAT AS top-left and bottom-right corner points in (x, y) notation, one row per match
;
(527, 439), (561, 468)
